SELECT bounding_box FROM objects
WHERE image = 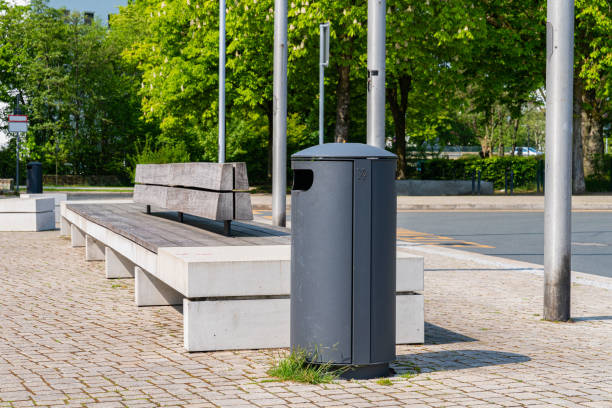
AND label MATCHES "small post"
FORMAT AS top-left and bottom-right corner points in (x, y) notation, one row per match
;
(471, 170), (475, 195)
(146, 205), (151, 214)
(15, 133), (19, 193)
(505, 170), (508, 195)
(178, 212), (184, 223)
(319, 23), (330, 145)
(537, 165), (541, 193)
(477, 170), (481, 195)
(224, 220), (232, 236)
(510, 170), (514, 195)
